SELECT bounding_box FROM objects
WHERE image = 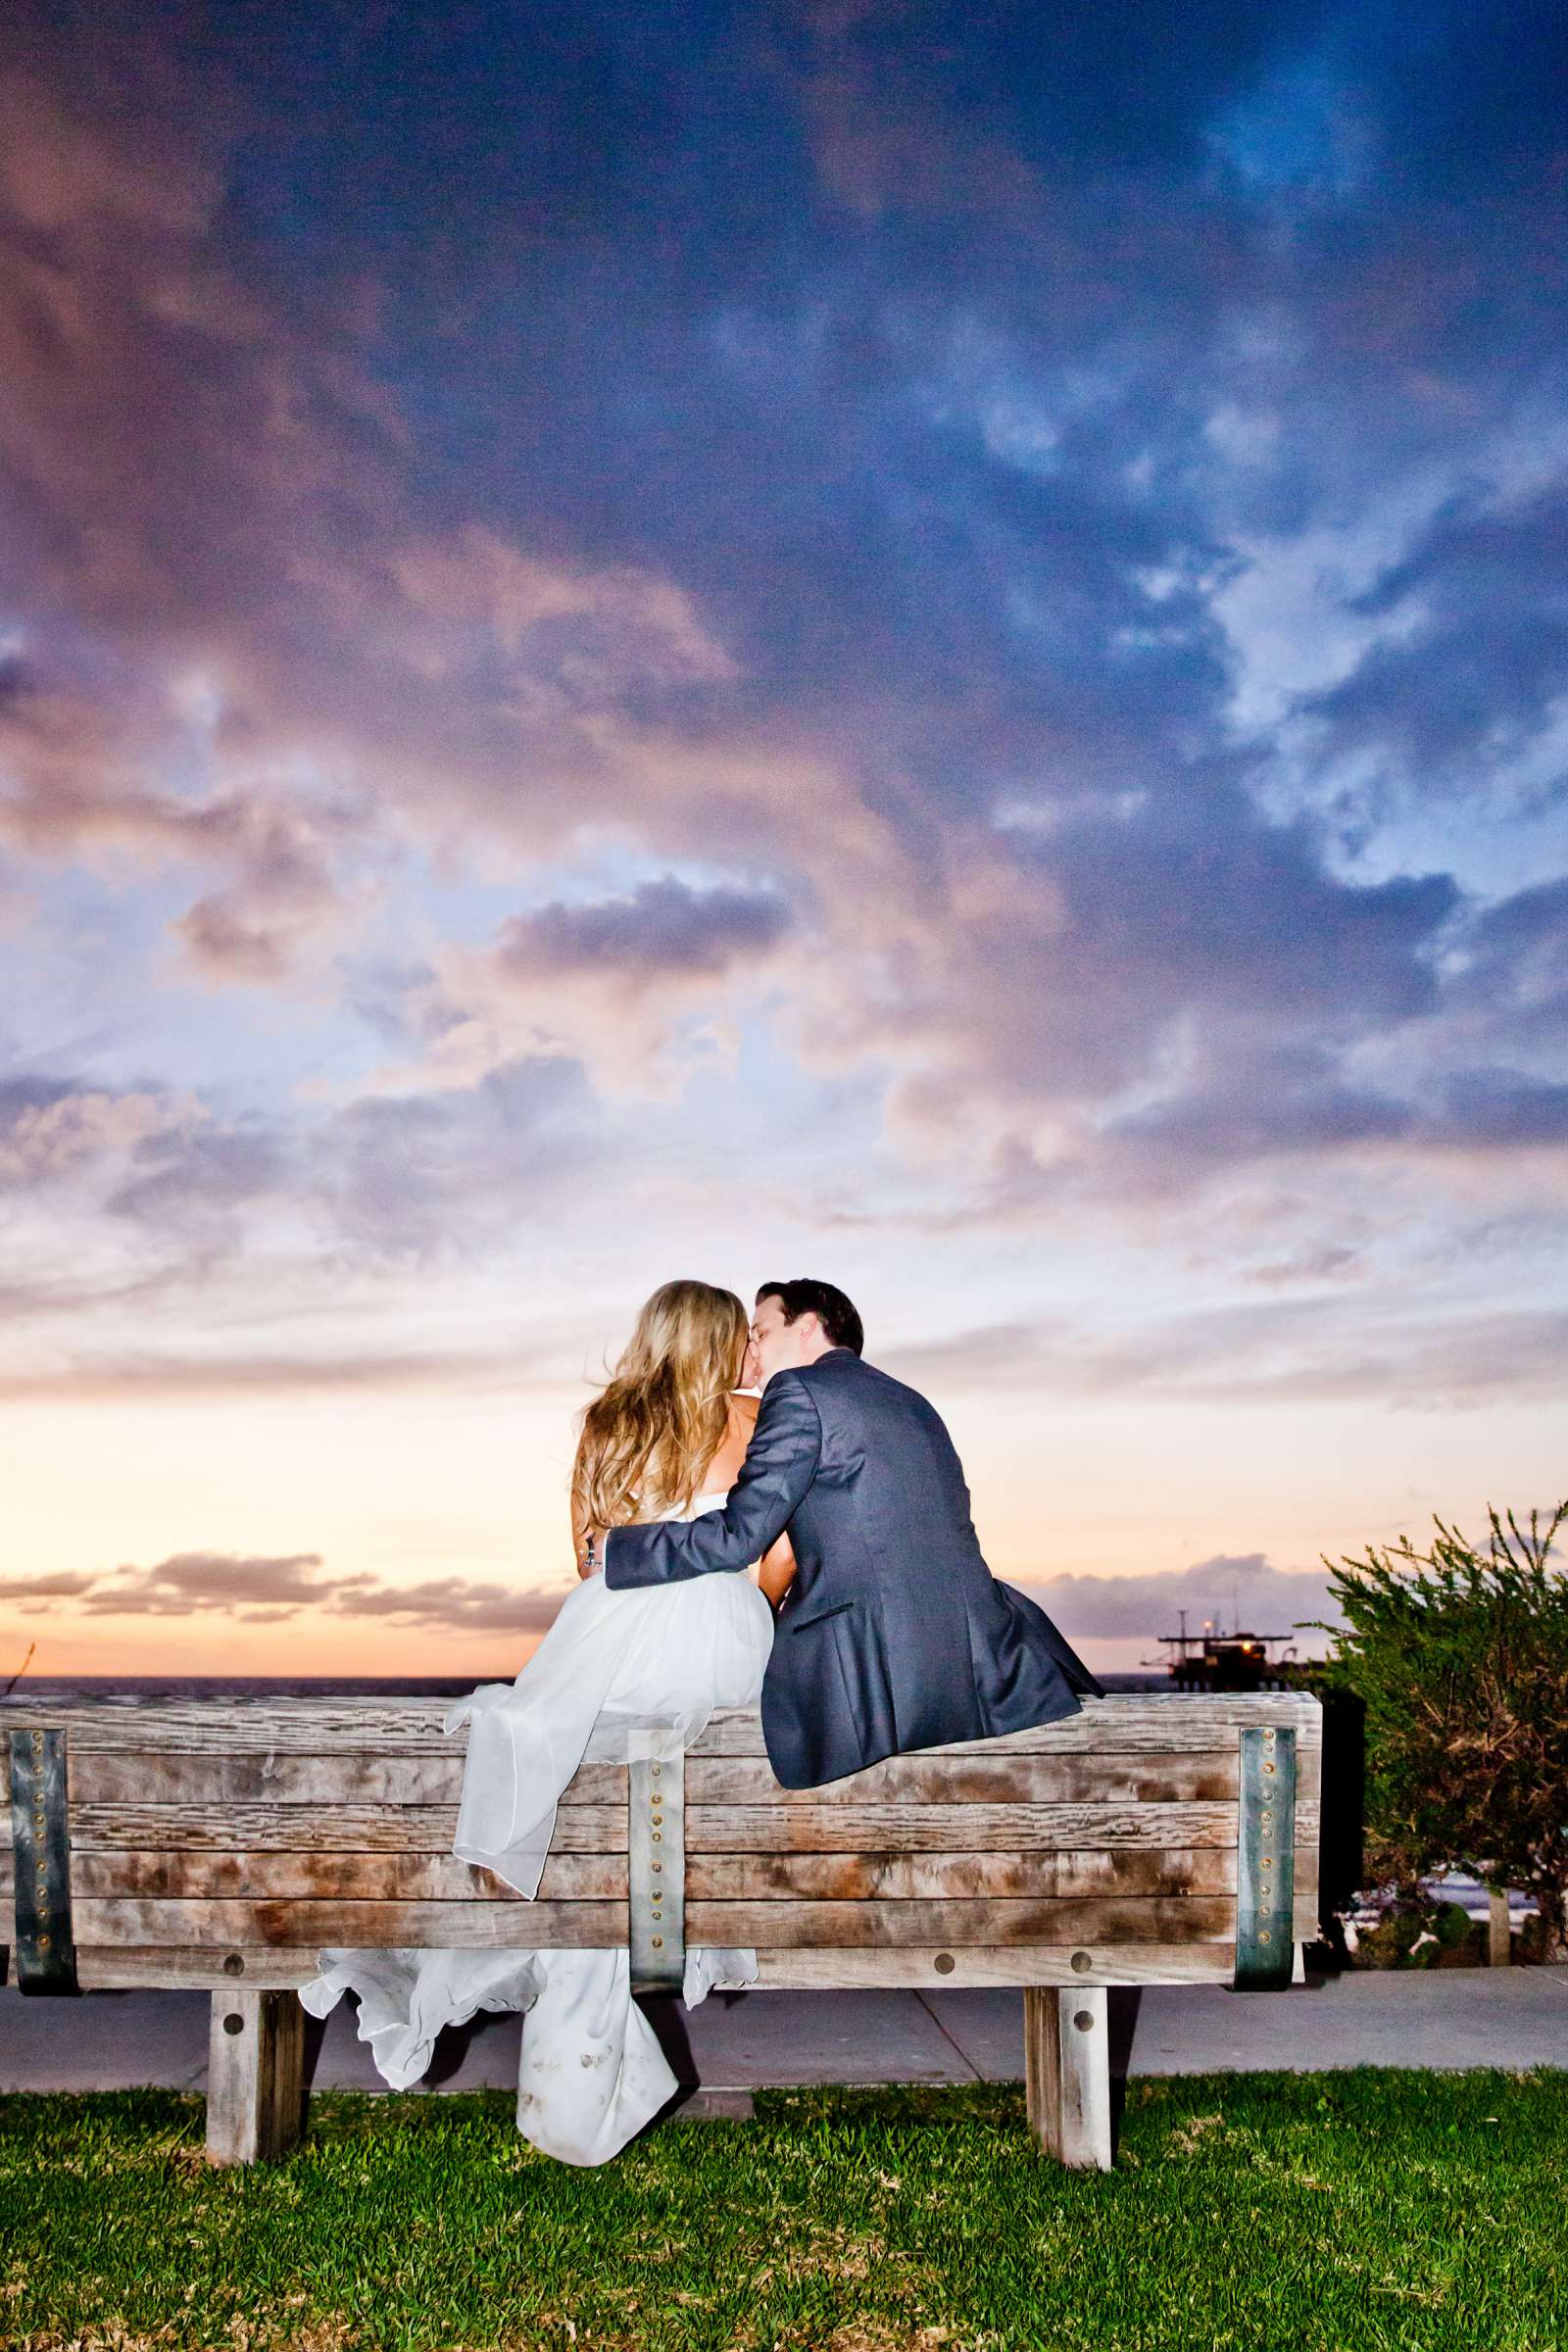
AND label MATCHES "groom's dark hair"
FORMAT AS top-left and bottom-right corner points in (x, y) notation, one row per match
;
(757, 1279), (864, 1356)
